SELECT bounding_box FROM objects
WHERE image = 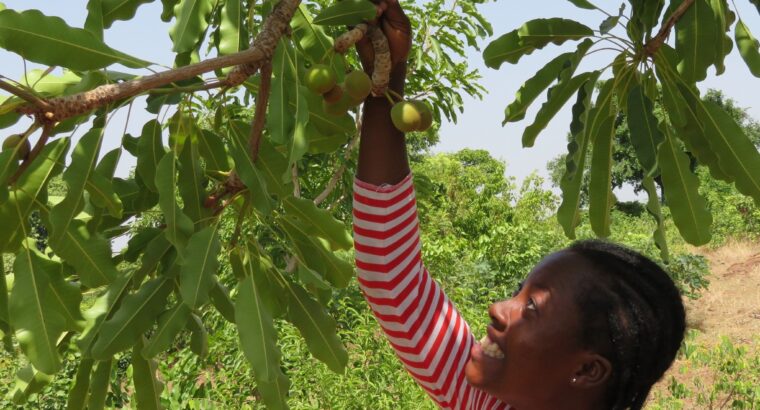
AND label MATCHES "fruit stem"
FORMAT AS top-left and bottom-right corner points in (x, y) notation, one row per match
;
(386, 89), (404, 102)
(383, 91), (396, 105)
